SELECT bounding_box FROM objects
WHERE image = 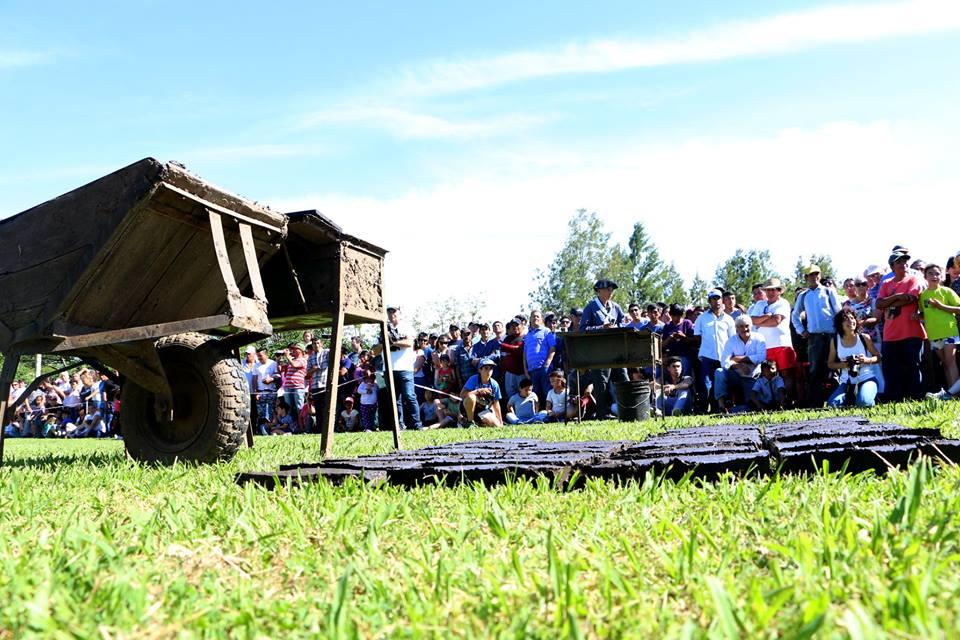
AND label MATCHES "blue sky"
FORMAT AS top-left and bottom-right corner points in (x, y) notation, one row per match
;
(3, 0), (959, 325)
